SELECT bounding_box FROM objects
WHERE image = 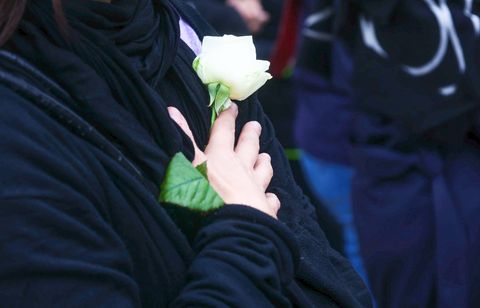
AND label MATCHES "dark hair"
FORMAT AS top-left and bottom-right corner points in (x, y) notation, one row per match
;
(0, 0), (66, 46)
